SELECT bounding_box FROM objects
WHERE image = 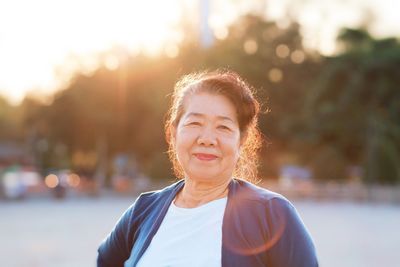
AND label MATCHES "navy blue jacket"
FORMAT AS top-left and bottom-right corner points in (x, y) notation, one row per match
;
(97, 179), (318, 267)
